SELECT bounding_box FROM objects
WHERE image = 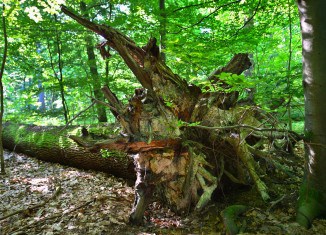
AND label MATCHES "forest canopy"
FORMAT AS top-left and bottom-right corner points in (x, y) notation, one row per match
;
(1, 0), (303, 130)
